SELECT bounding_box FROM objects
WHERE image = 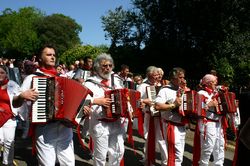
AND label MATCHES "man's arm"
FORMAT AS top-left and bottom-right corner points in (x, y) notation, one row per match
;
(13, 88), (39, 108)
